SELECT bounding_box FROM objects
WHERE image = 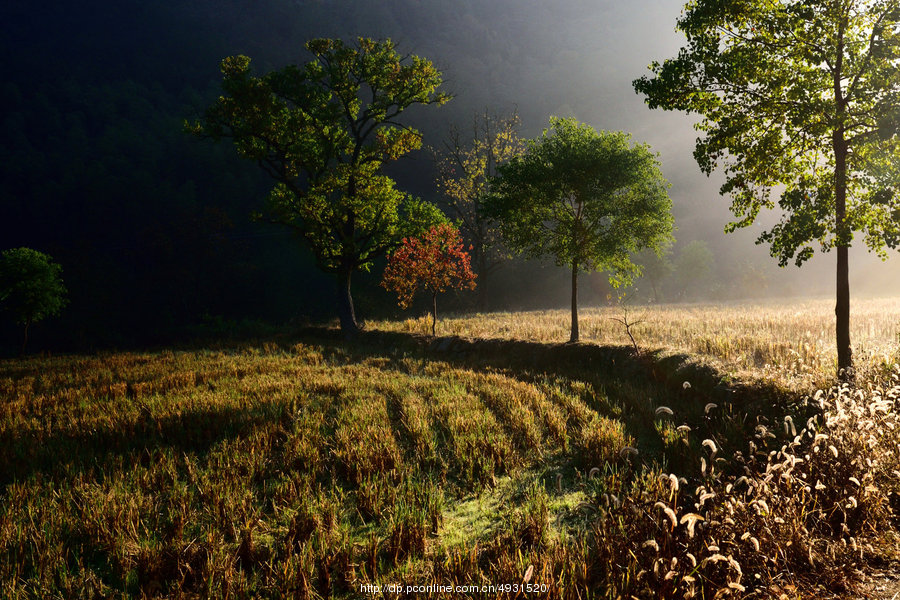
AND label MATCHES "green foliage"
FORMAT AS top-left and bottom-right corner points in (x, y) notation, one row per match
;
(0, 247), (67, 328)
(189, 37), (449, 275)
(485, 117), (673, 341)
(434, 111), (524, 307)
(634, 0), (900, 372)
(634, 0), (900, 266)
(188, 37), (450, 332)
(485, 117), (674, 284)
